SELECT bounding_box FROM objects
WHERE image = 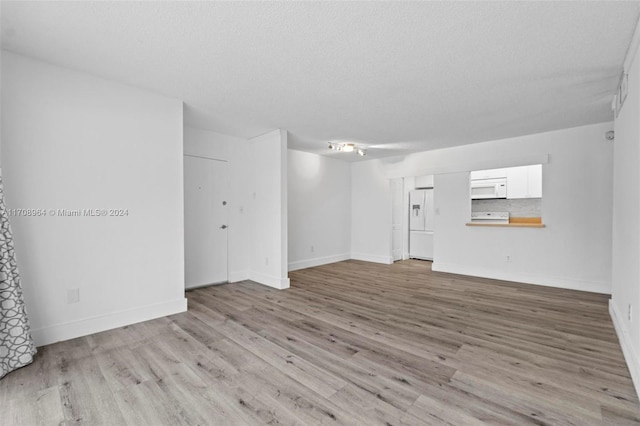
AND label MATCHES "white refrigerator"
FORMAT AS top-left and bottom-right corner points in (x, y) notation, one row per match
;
(409, 189), (434, 260)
